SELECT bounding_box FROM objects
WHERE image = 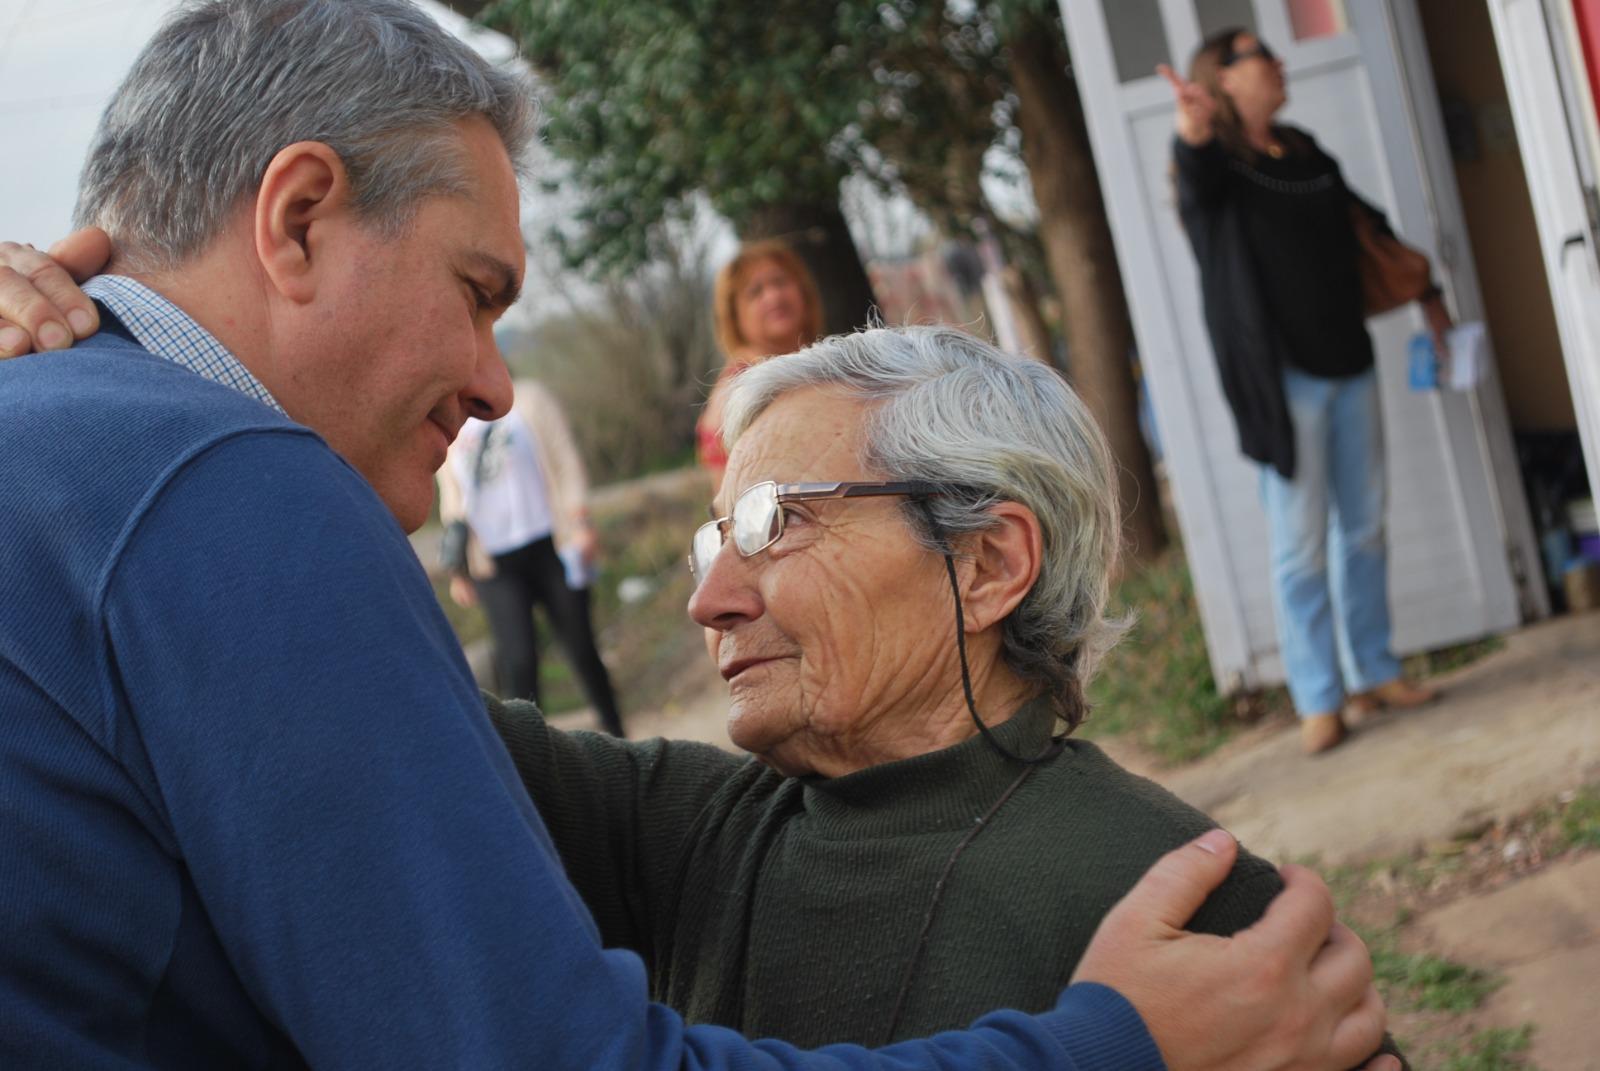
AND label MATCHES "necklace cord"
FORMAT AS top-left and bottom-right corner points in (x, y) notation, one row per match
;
(879, 753), (1055, 1044)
